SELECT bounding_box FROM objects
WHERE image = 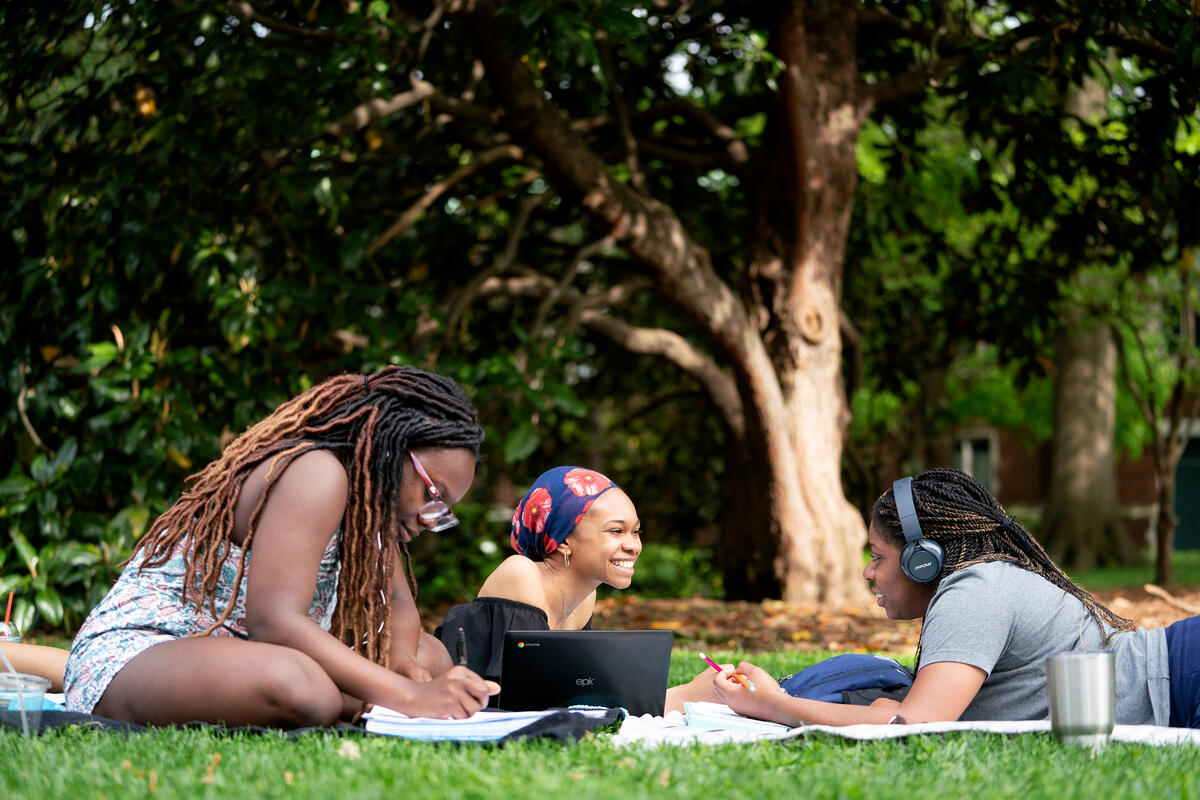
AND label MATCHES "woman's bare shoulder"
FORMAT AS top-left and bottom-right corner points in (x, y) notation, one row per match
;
(237, 448), (348, 545)
(477, 555), (544, 605)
